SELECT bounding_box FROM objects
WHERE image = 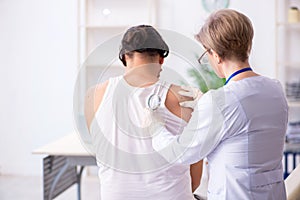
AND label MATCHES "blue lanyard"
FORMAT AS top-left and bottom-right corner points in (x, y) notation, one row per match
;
(225, 67), (252, 85)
